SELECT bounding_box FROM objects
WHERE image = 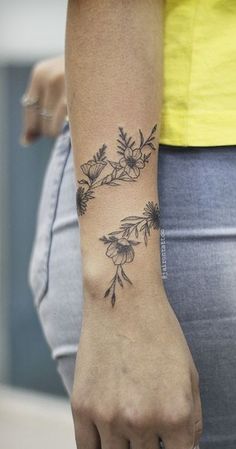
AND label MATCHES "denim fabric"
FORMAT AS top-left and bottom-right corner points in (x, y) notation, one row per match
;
(28, 123), (236, 448)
